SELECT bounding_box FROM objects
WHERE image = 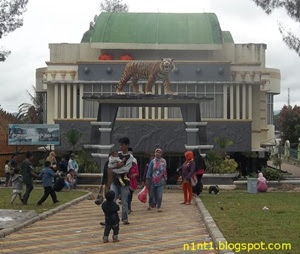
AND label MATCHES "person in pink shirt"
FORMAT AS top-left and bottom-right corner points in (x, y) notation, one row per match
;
(257, 172), (268, 192)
